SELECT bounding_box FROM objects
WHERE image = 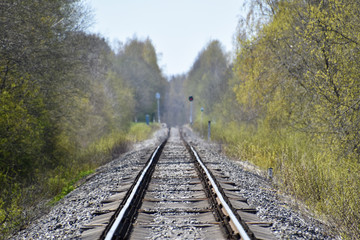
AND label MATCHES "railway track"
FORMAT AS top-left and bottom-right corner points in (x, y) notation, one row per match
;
(81, 128), (275, 239)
